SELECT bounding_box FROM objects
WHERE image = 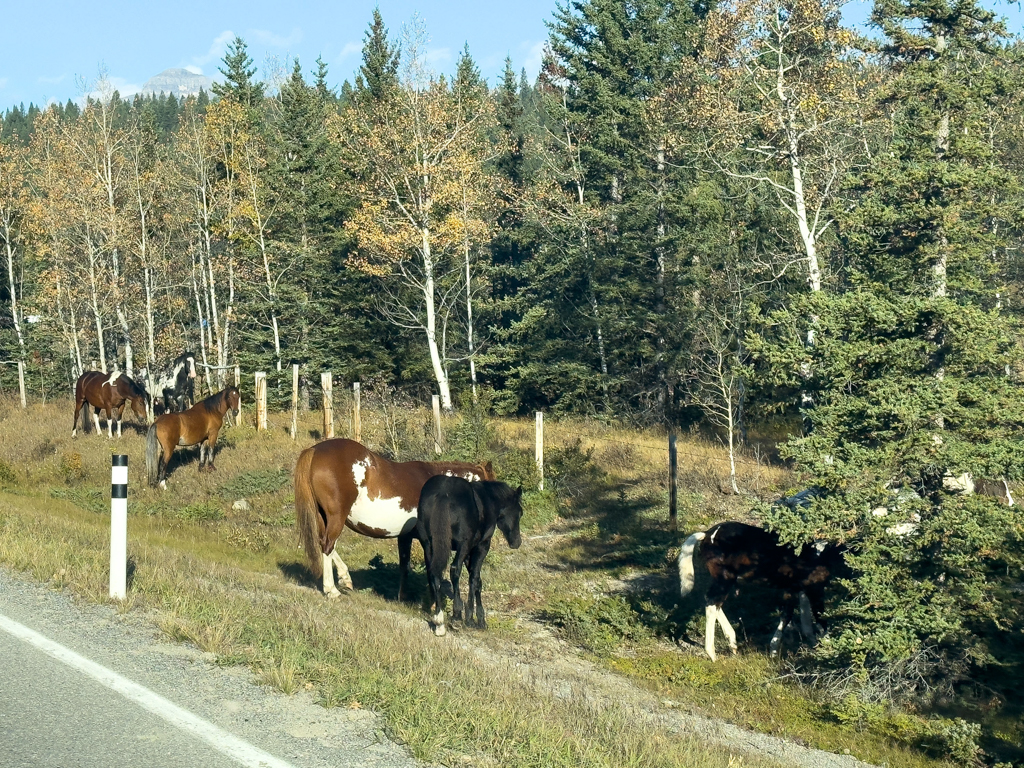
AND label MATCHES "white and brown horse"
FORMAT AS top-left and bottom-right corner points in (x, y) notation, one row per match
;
(294, 438), (495, 599)
(72, 371), (150, 438)
(679, 521), (845, 661)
